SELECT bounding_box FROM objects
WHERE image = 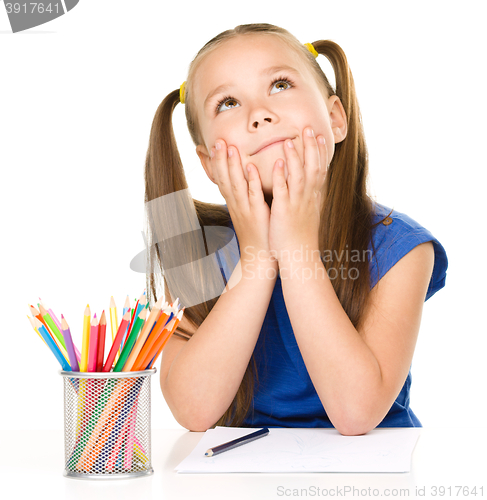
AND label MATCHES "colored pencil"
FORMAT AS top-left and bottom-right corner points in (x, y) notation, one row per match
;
(80, 305), (91, 372)
(96, 310), (107, 372)
(124, 294), (145, 349)
(113, 308), (147, 372)
(120, 295), (130, 357)
(29, 305), (50, 331)
(131, 303), (175, 371)
(39, 298), (63, 334)
(109, 297), (120, 363)
(106, 401), (137, 471)
(87, 314), (99, 372)
(38, 303), (67, 351)
(140, 308), (182, 370)
(102, 310), (131, 372)
(61, 315), (80, 371)
(73, 377), (135, 469)
(31, 305), (70, 363)
(123, 296), (165, 371)
(31, 317), (71, 371)
(28, 314), (48, 348)
(148, 309), (184, 369)
(41, 299), (81, 364)
(204, 427), (269, 457)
